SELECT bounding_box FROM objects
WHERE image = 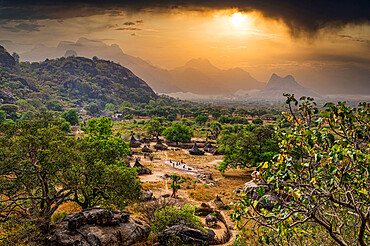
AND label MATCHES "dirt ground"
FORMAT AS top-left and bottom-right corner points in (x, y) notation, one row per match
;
(132, 144), (253, 245)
